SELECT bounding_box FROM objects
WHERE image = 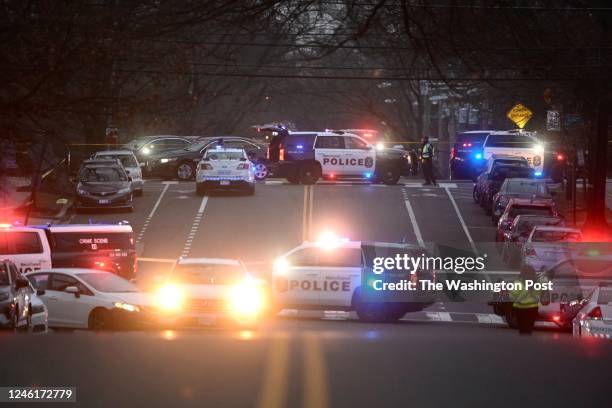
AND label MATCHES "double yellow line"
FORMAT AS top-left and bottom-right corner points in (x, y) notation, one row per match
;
(256, 332), (328, 408)
(302, 185), (314, 242)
